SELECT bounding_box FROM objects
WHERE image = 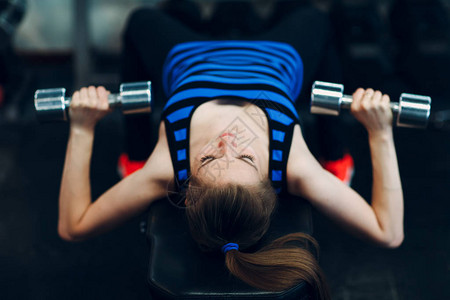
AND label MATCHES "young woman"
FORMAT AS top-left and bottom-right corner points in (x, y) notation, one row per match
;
(57, 4), (404, 300)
